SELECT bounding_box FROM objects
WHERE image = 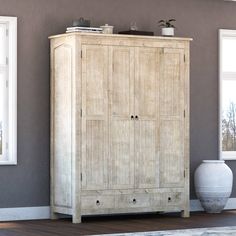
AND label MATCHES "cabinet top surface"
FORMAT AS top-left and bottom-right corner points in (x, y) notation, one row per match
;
(49, 32), (192, 41)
